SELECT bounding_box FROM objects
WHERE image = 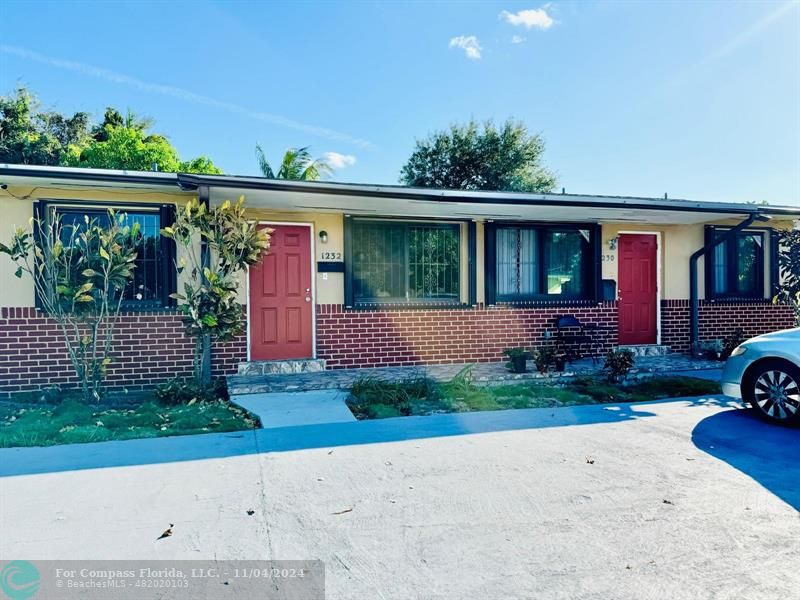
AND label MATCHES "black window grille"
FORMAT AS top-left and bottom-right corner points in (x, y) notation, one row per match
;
(48, 203), (176, 309)
(350, 220), (461, 305)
